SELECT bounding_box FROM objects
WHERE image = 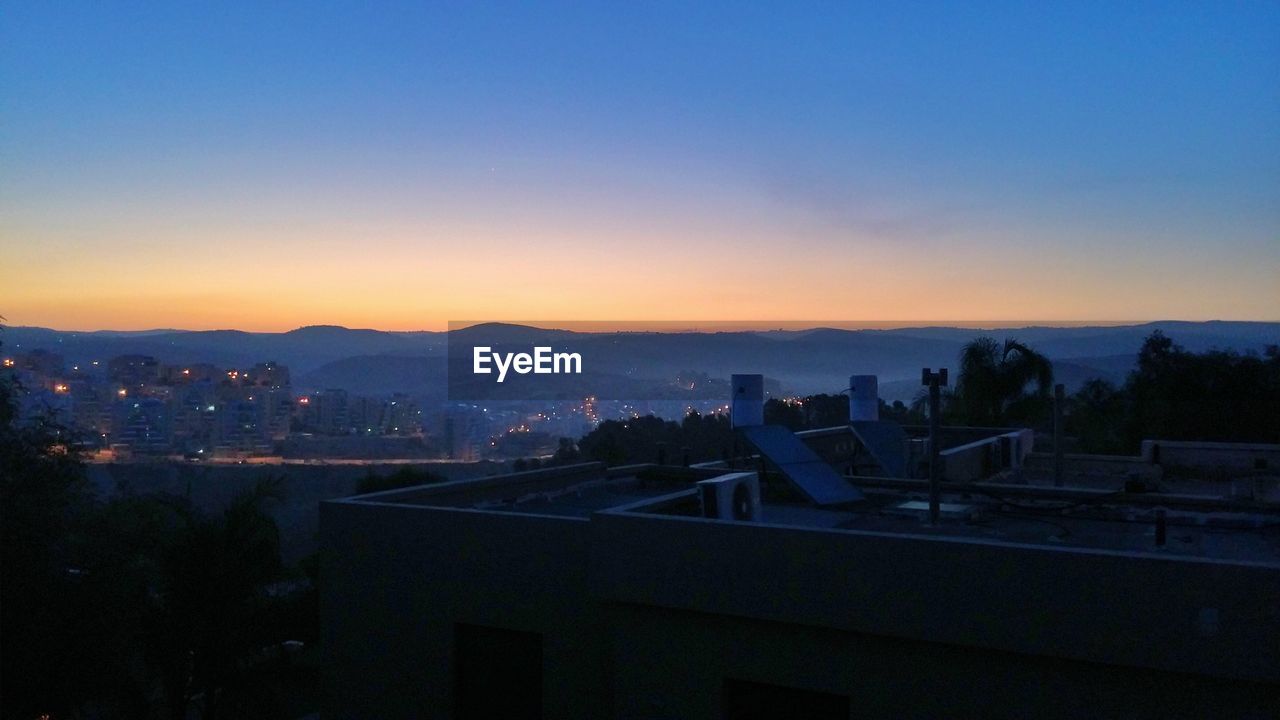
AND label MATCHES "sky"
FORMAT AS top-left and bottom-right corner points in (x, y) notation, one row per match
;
(1, 2), (1277, 331)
